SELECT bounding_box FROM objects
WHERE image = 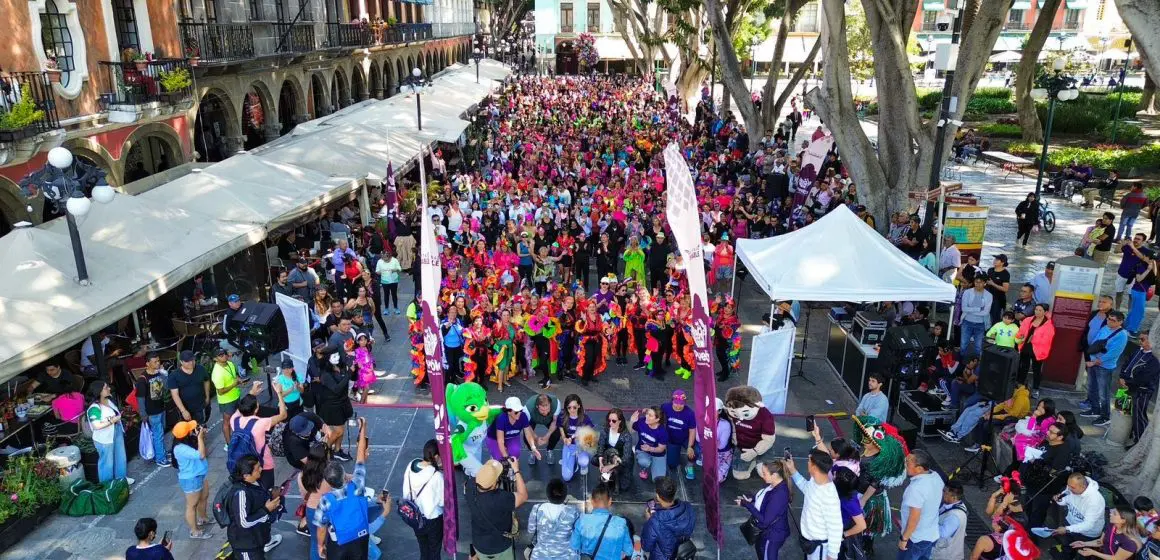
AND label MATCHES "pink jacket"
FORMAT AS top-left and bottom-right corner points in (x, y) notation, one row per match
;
(1013, 415), (1055, 461)
(1016, 315), (1056, 361)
